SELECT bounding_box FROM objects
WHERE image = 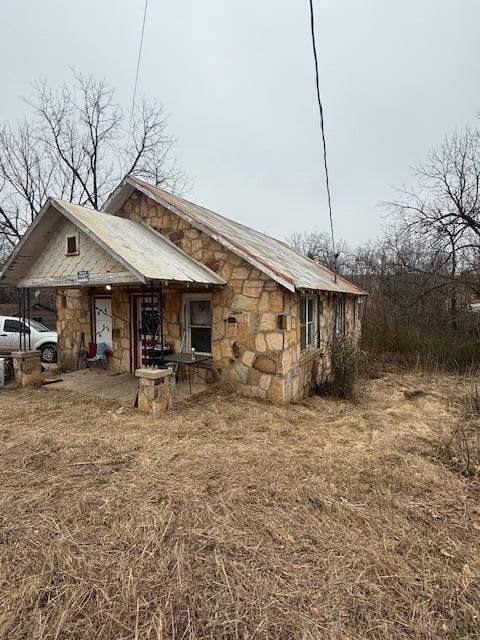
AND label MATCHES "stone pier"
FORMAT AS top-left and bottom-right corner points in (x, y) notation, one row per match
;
(135, 367), (173, 414)
(11, 350), (43, 386)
